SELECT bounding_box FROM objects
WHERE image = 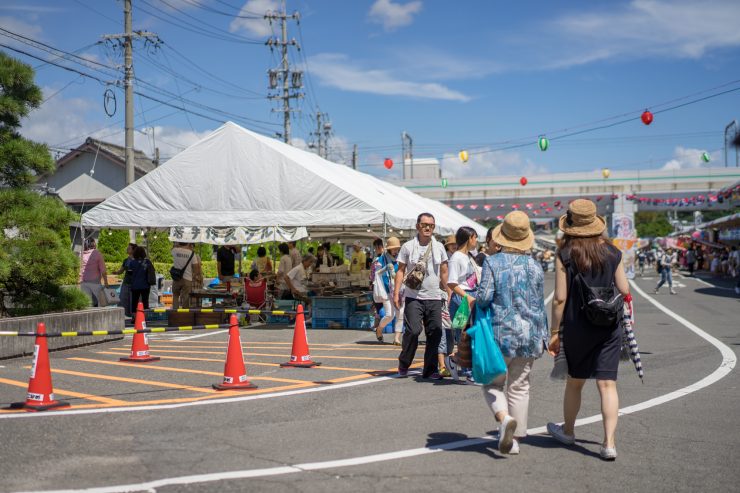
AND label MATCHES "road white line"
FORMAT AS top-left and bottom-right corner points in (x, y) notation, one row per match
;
(172, 329), (229, 341)
(15, 285), (737, 493)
